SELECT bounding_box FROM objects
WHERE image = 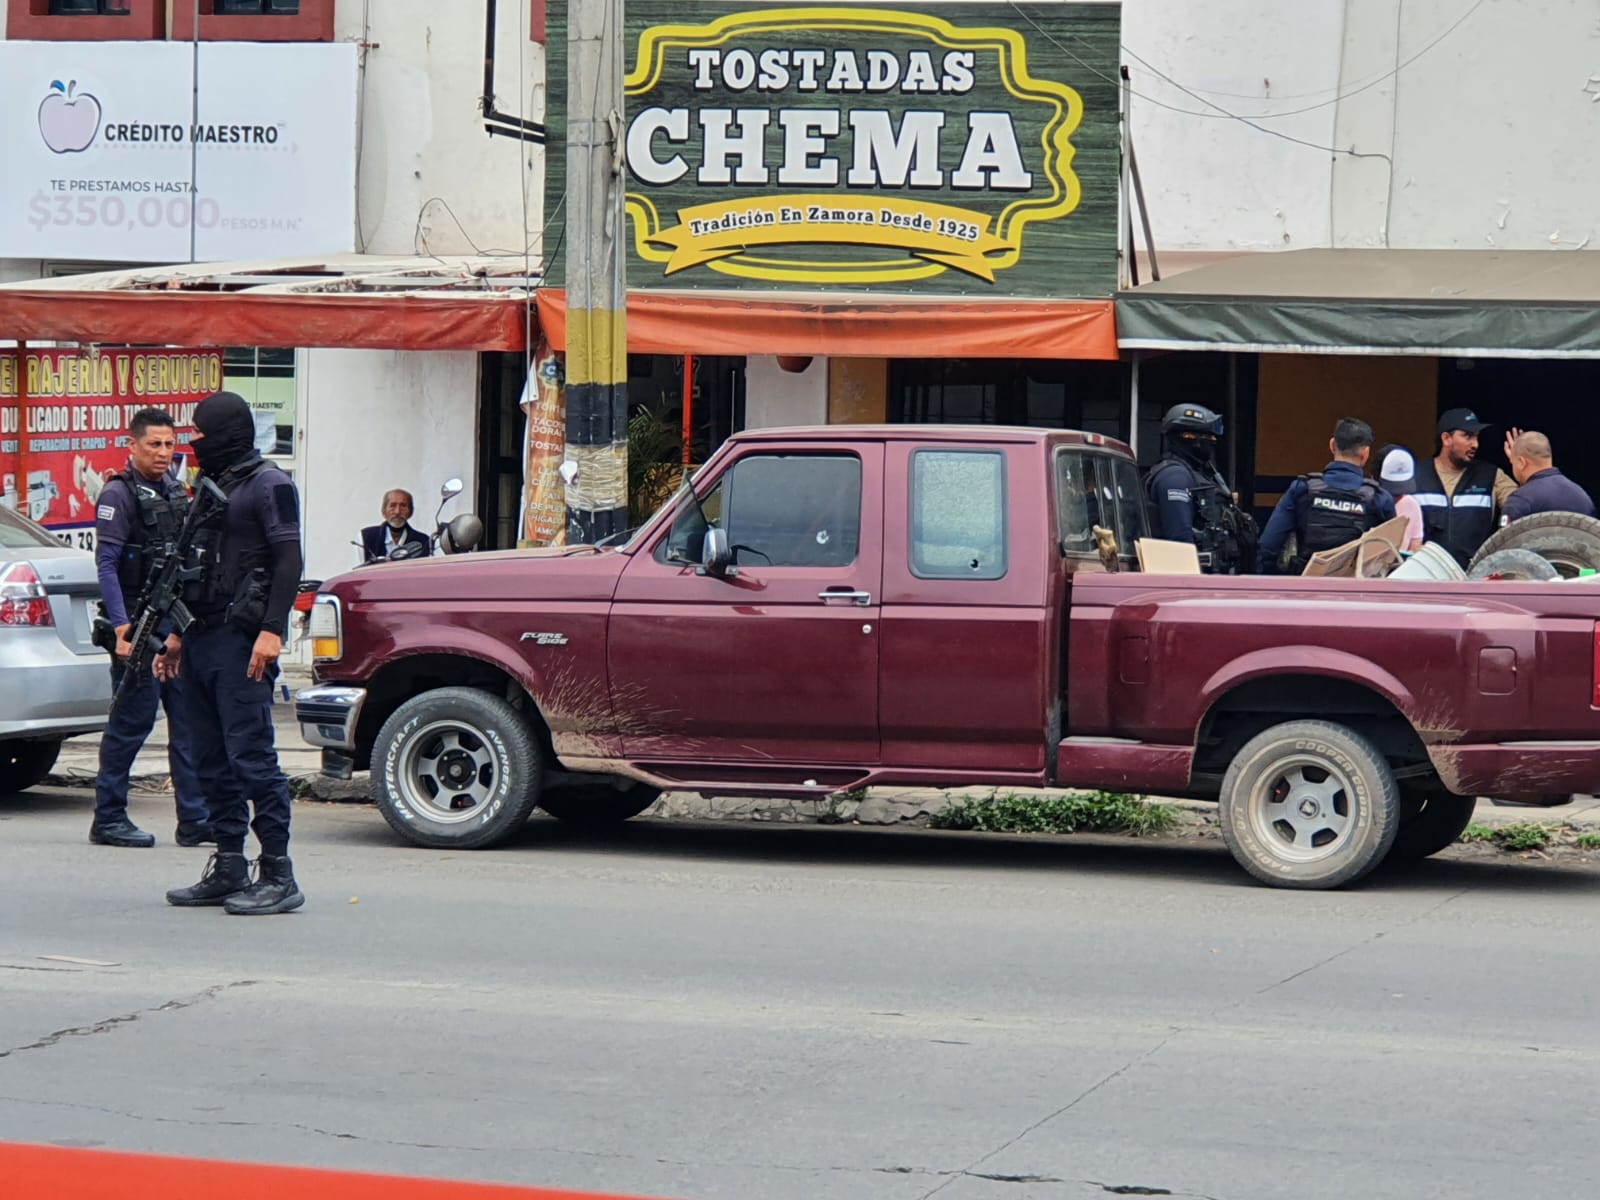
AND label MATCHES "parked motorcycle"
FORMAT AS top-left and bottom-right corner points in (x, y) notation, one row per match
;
(295, 478), (484, 636)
